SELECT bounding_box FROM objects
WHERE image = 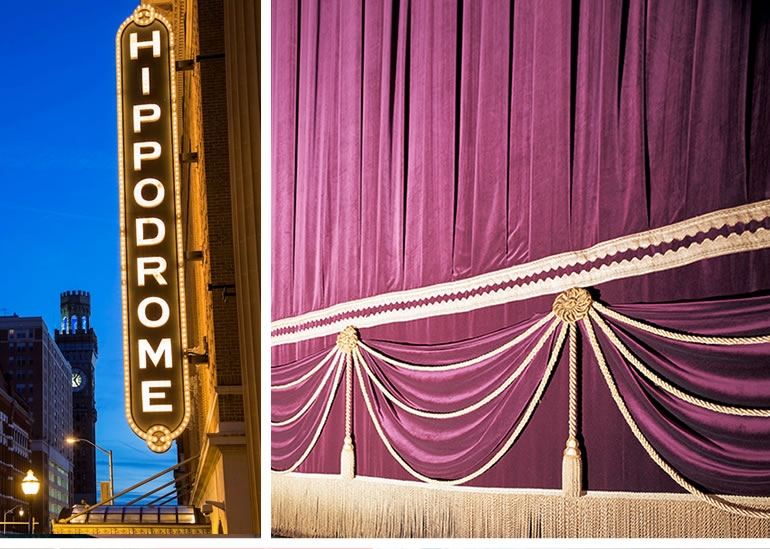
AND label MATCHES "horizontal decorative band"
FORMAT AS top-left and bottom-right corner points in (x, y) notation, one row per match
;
(272, 200), (770, 346)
